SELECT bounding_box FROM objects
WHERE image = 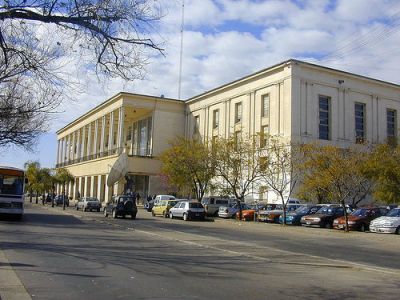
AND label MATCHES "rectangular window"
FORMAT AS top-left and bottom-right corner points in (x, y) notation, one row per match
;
(260, 125), (269, 148)
(355, 103), (366, 144)
(131, 116), (152, 156)
(387, 109), (397, 143)
(213, 109), (219, 129)
(235, 102), (242, 123)
(262, 94), (270, 118)
(194, 115), (200, 133)
(319, 95), (330, 140)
